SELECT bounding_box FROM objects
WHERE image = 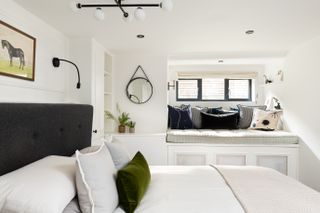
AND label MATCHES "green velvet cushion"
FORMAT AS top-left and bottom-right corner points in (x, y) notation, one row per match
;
(116, 151), (151, 213)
